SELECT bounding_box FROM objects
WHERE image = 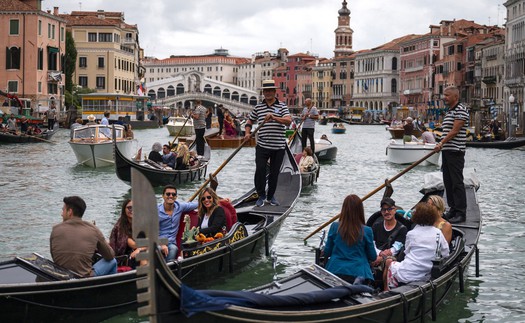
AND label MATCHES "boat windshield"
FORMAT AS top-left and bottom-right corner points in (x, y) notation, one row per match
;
(73, 125), (124, 140)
